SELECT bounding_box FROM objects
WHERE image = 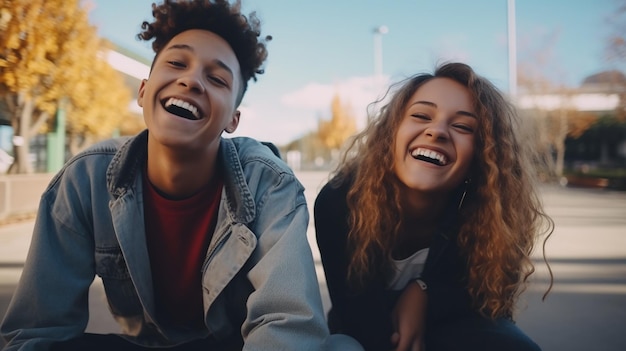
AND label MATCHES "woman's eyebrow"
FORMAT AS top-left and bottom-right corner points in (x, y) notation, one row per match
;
(411, 100), (477, 118)
(458, 110), (478, 119)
